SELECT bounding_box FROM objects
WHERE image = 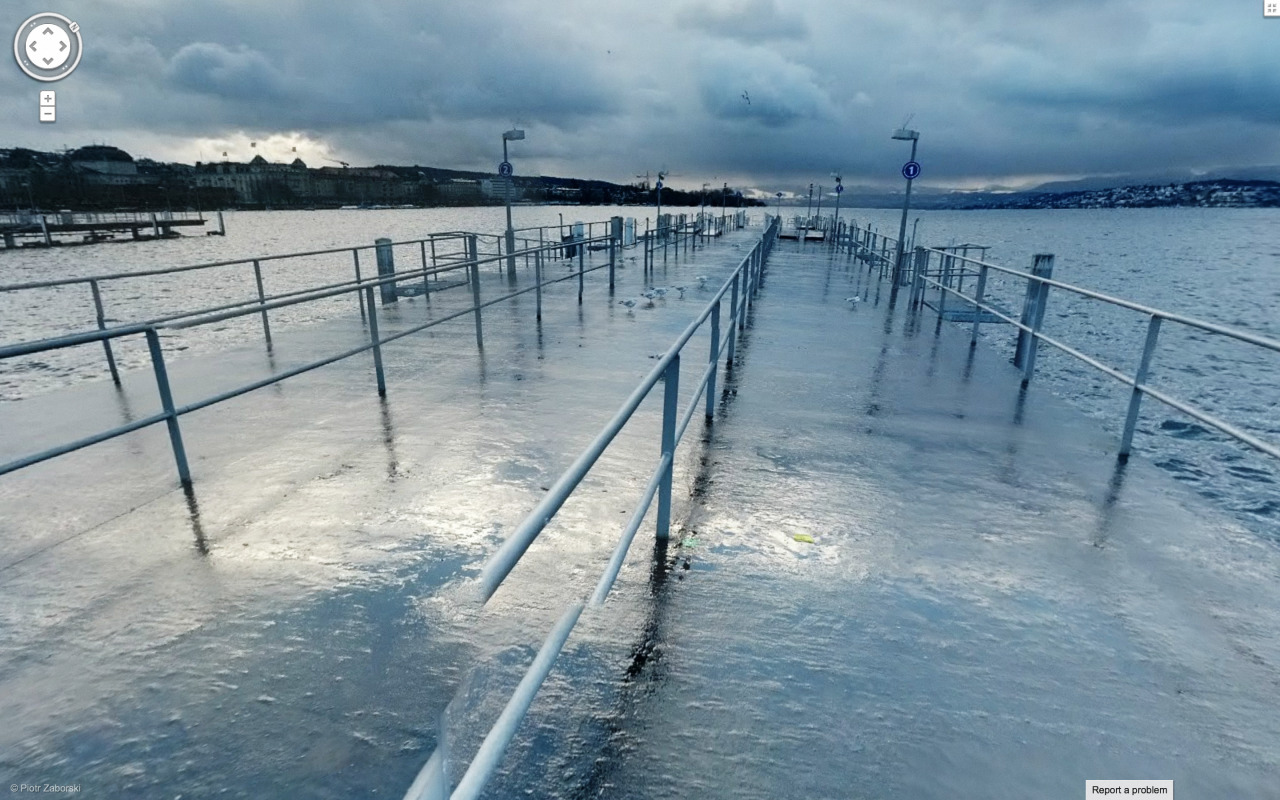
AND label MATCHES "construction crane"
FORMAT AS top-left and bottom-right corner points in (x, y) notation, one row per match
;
(326, 158), (350, 169)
